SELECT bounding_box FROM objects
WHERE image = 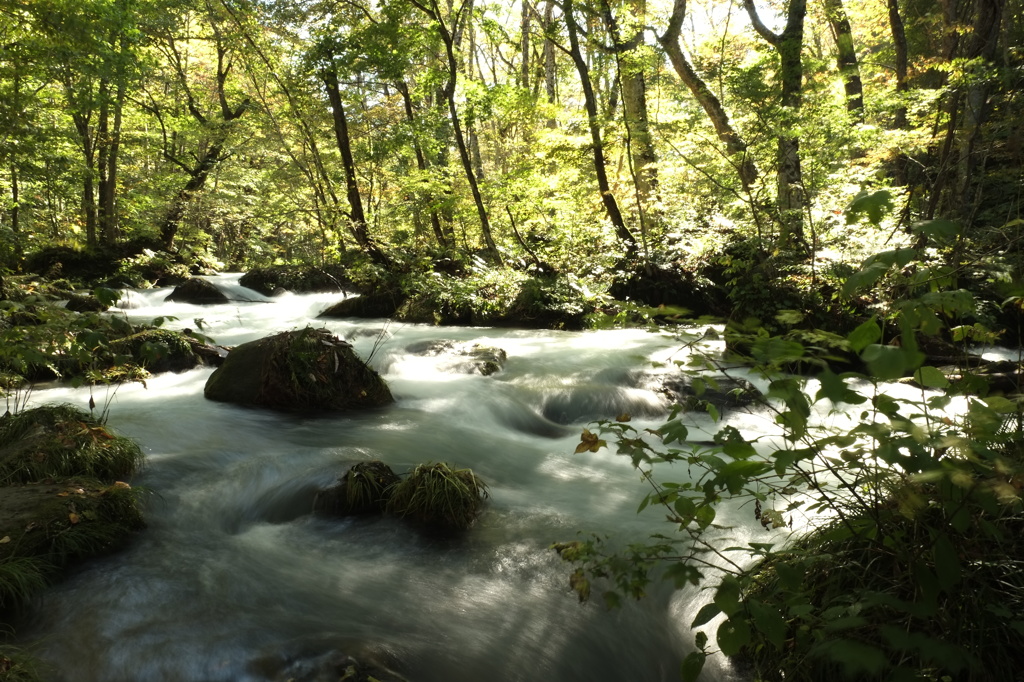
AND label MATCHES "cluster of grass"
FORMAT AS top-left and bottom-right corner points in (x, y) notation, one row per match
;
(317, 460), (488, 532)
(314, 460), (400, 516)
(0, 404), (144, 486)
(386, 462), (489, 531)
(1, 405), (145, 617)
